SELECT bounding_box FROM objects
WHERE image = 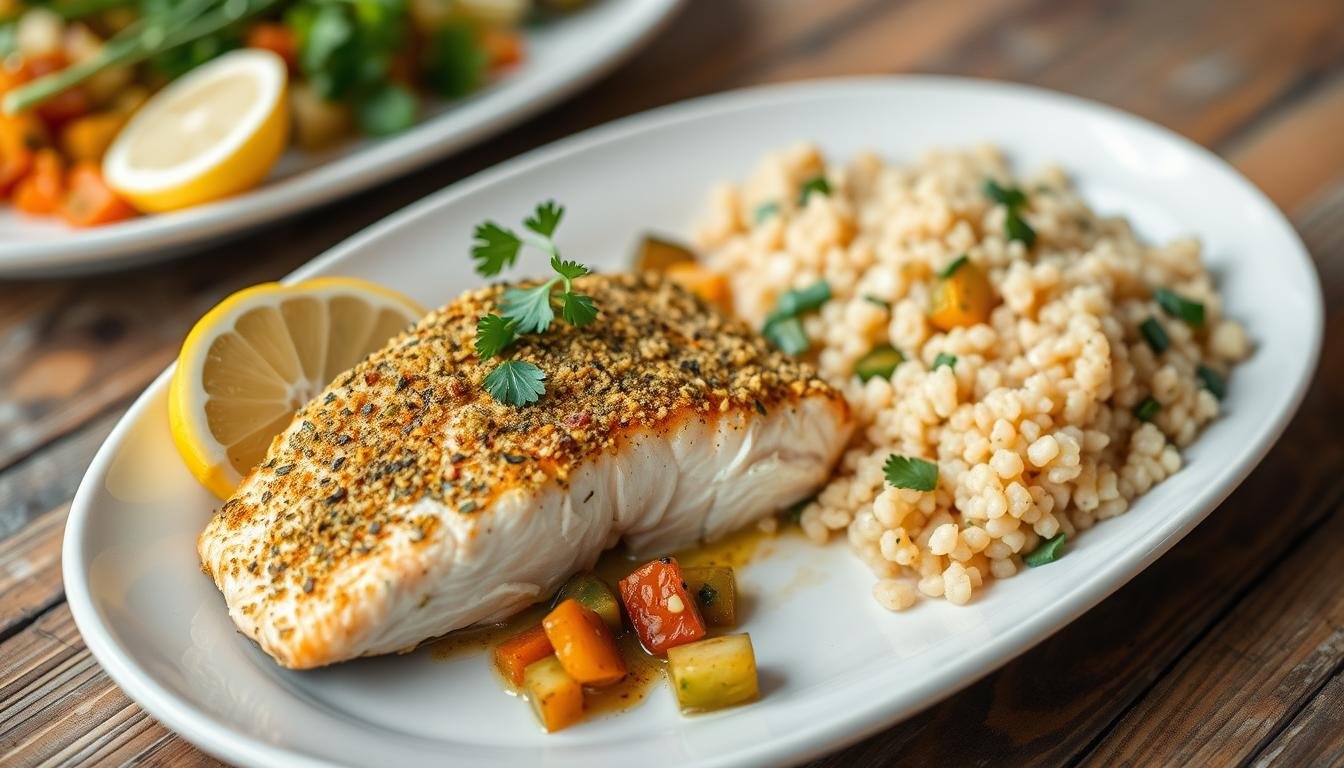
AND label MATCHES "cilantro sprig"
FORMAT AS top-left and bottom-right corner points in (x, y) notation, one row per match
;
(883, 454), (939, 492)
(471, 202), (599, 406)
